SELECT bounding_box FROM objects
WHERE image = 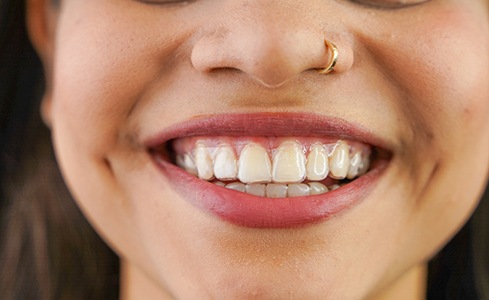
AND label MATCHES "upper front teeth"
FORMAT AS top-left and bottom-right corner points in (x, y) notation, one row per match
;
(238, 143), (272, 183)
(175, 139), (371, 196)
(272, 141), (306, 183)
